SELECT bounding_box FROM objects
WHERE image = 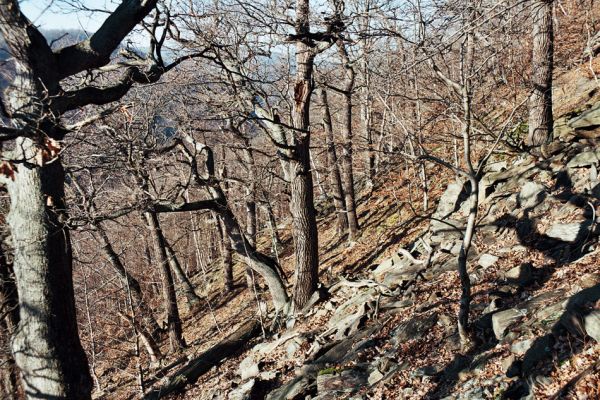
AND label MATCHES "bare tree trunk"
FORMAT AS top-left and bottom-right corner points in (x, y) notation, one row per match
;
(289, 0), (320, 310)
(358, 6), (375, 190)
(6, 146), (93, 399)
(527, 0), (554, 147)
(207, 185), (290, 312)
(178, 141), (290, 312)
(243, 148), (258, 289)
(215, 215), (234, 292)
(318, 88), (348, 234)
(164, 240), (202, 312)
(262, 197), (283, 254)
(95, 224), (162, 336)
(117, 312), (162, 365)
(143, 212), (186, 352)
(337, 40), (361, 241)
(457, 176), (477, 348)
